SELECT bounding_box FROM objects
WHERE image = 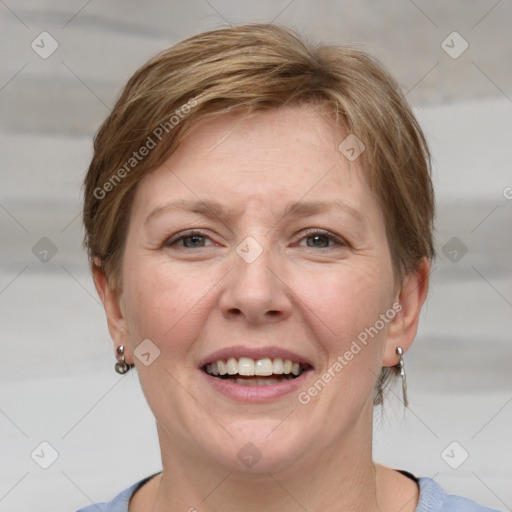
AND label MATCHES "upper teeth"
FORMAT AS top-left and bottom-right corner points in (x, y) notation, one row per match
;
(205, 357), (302, 377)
